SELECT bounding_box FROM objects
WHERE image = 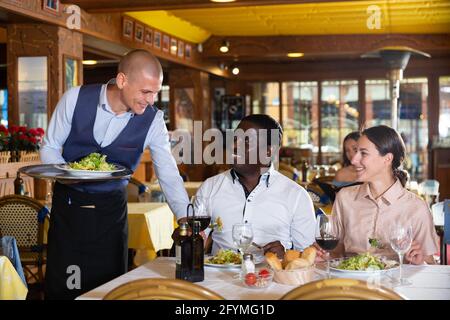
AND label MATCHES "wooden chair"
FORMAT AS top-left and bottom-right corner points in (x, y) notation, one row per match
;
(127, 177), (151, 202)
(0, 194), (49, 285)
(103, 278), (225, 300)
(280, 278), (404, 300)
